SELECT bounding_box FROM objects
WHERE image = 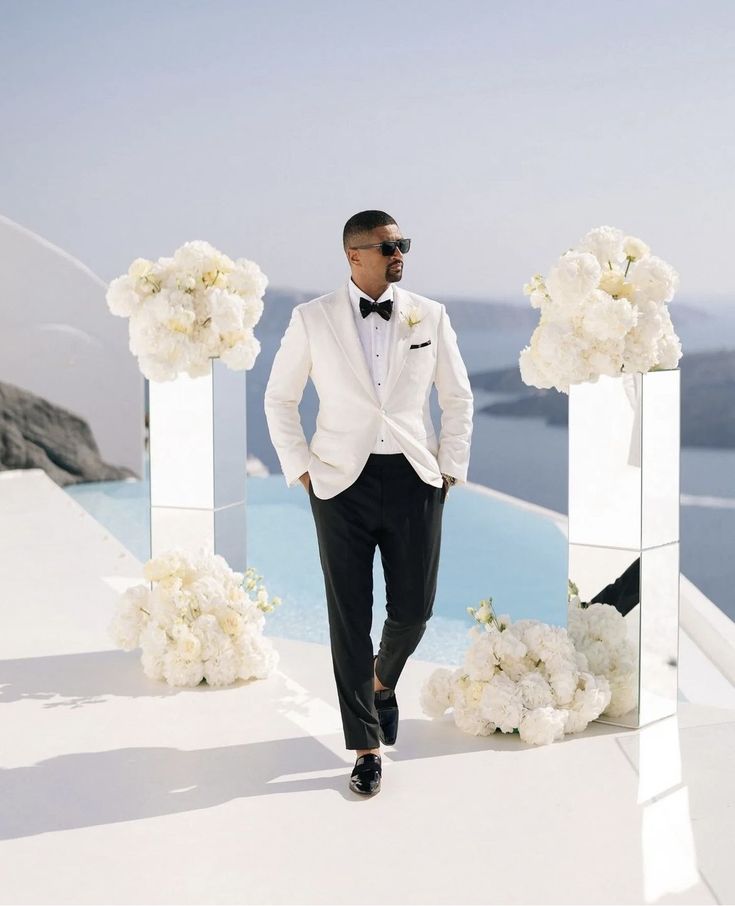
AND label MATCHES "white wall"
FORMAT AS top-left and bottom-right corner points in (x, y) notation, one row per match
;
(0, 213), (143, 474)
